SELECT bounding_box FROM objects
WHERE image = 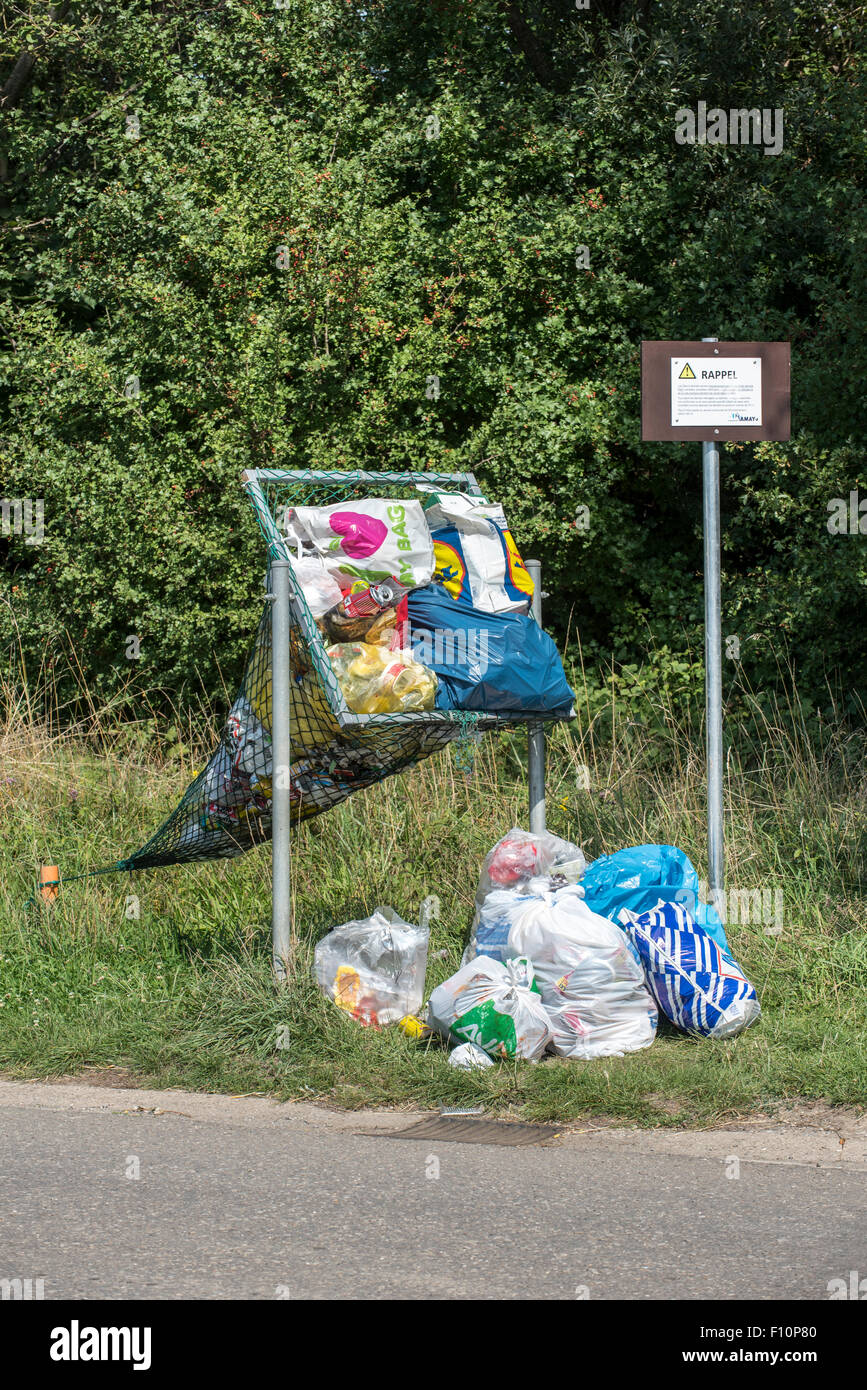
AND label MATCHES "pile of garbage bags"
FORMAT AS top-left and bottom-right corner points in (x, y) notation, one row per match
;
(312, 829), (762, 1063)
(281, 488), (574, 718)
